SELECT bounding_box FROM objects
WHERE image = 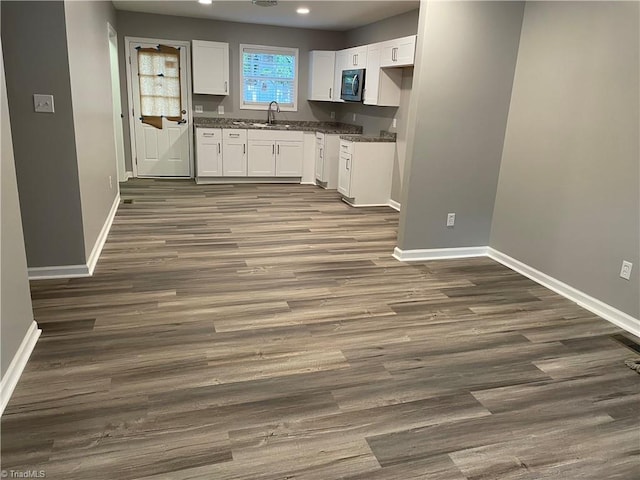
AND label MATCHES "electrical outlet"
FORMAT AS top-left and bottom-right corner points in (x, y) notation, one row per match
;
(620, 261), (633, 280)
(217, 105), (224, 115)
(194, 105), (203, 113)
(330, 111), (335, 120)
(447, 213), (456, 227)
(392, 118), (397, 128)
(352, 113), (357, 122)
(33, 94), (55, 113)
